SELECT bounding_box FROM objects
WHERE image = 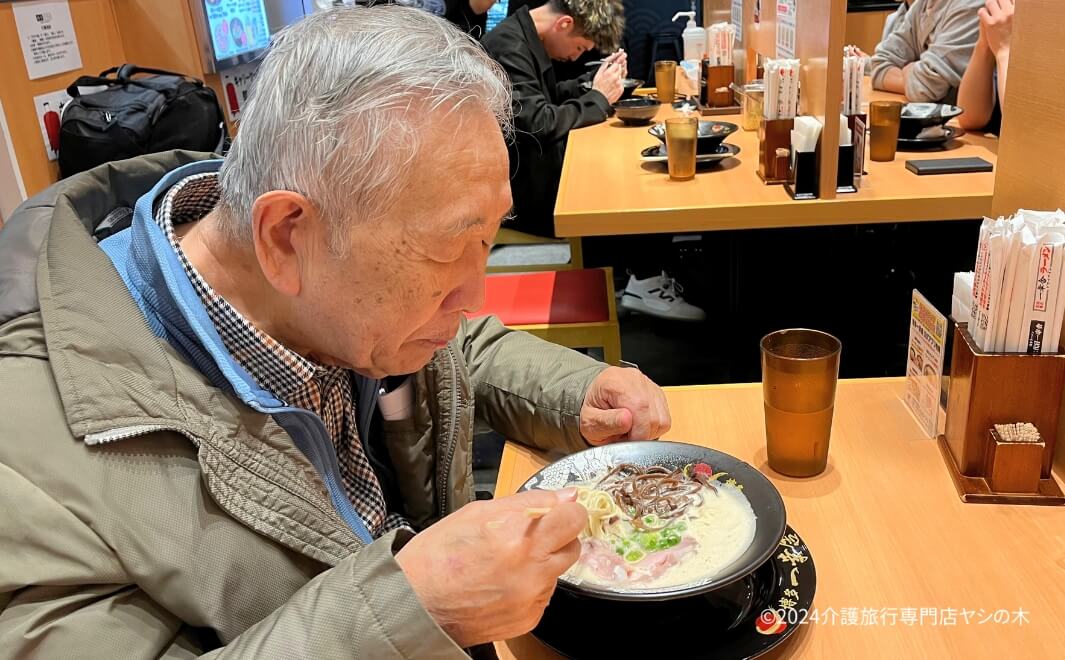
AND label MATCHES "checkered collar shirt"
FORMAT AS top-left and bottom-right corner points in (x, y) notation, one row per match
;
(155, 172), (406, 537)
